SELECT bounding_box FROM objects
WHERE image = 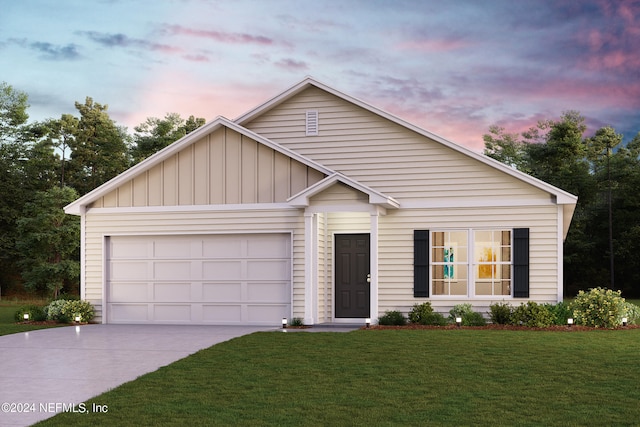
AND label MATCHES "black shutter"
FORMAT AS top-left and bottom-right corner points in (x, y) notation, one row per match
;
(513, 228), (530, 298)
(414, 230), (429, 297)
